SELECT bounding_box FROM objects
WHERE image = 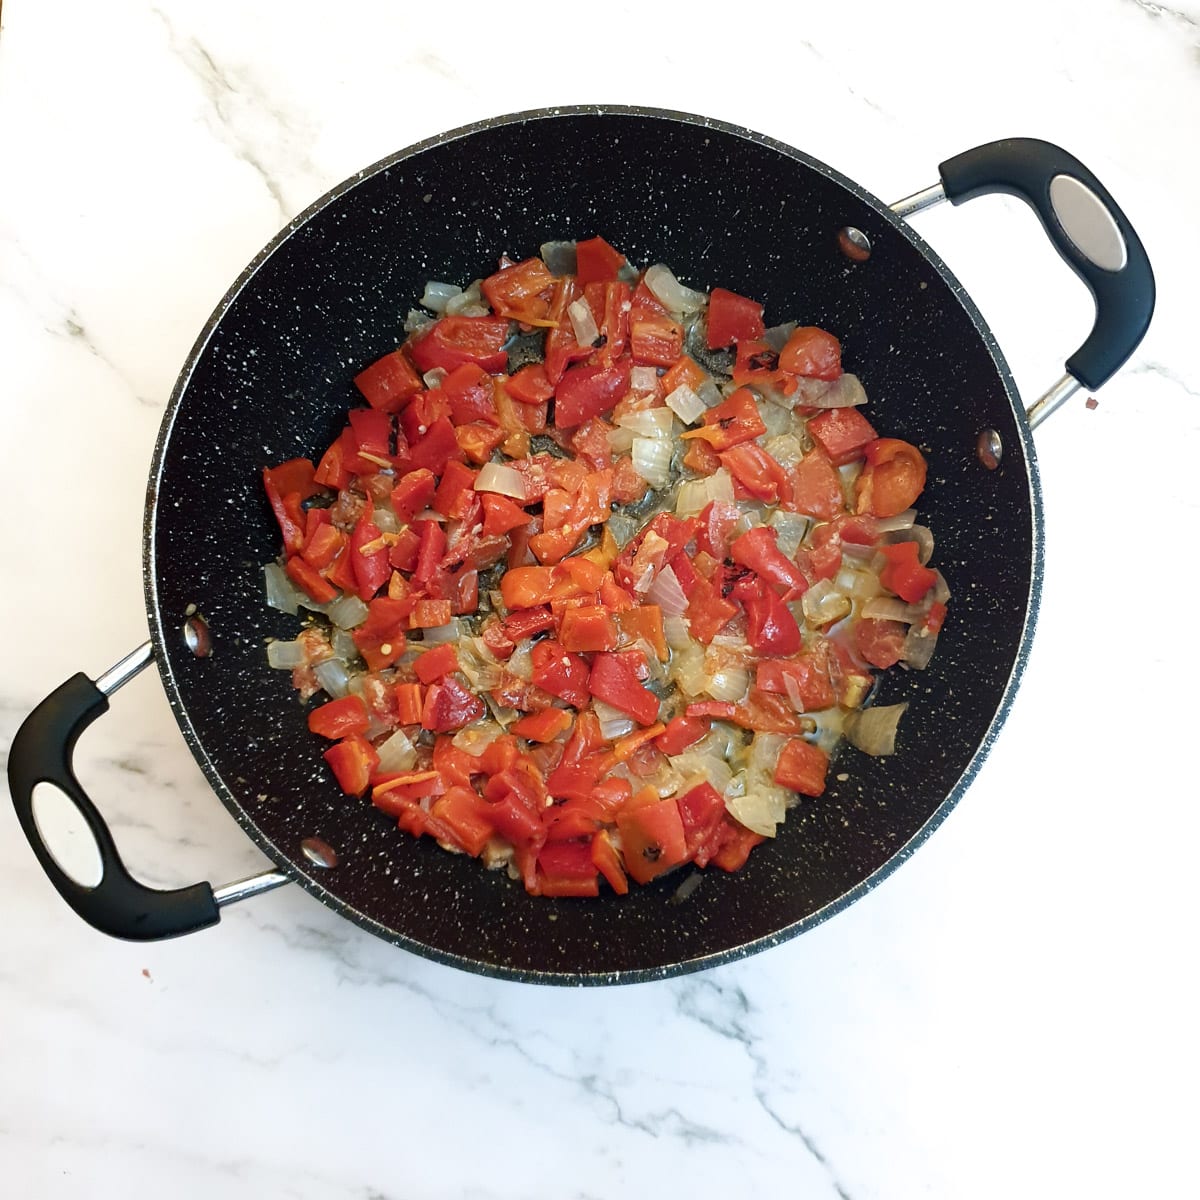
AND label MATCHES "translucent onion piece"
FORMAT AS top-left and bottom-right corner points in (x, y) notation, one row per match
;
(375, 728), (418, 774)
(331, 627), (358, 661)
(758, 396), (794, 439)
(802, 579), (852, 628)
(313, 658), (350, 698)
(445, 280), (485, 316)
(420, 281), (463, 314)
(567, 297), (600, 347)
(421, 619), (461, 646)
(763, 322), (797, 352)
(763, 434), (806, 470)
(539, 240), (577, 276)
(606, 425), (636, 454)
(372, 507), (400, 535)
(617, 407), (675, 438)
(705, 665), (750, 703)
(644, 264), (707, 315)
(646, 564), (688, 617)
(670, 642), (709, 698)
(593, 699), (636, 740)
(404, 308), (434, 334)
(632, 436), (673, 487)
(862, 596), (924, 624)
(452, 722), (505, 755)
(665, 383), (705, 425)
(663, 616), (693, 651)
(263, 562), (302, 616)
(266, 639), (308, 669)
(474, 462), (527, 499)
(724, 771), (786, 837)
(674, 479), (710, 519)
(902, 625), (939, 670)
(697, 379), (724, 408)
(625, 366), (656, 394)
(930, 569), (952, 605)
(844, 703), (908, 756)
(507, 640), (533, 682)
(605, 512), (639, 548)
(769, 510), (812, 559)
(422, 367), (448, 390)
(874, 508), (917, 533)
(669, 750), (733, 796)
(326, 593), (369, 630)
(797, 373), (868, 408)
